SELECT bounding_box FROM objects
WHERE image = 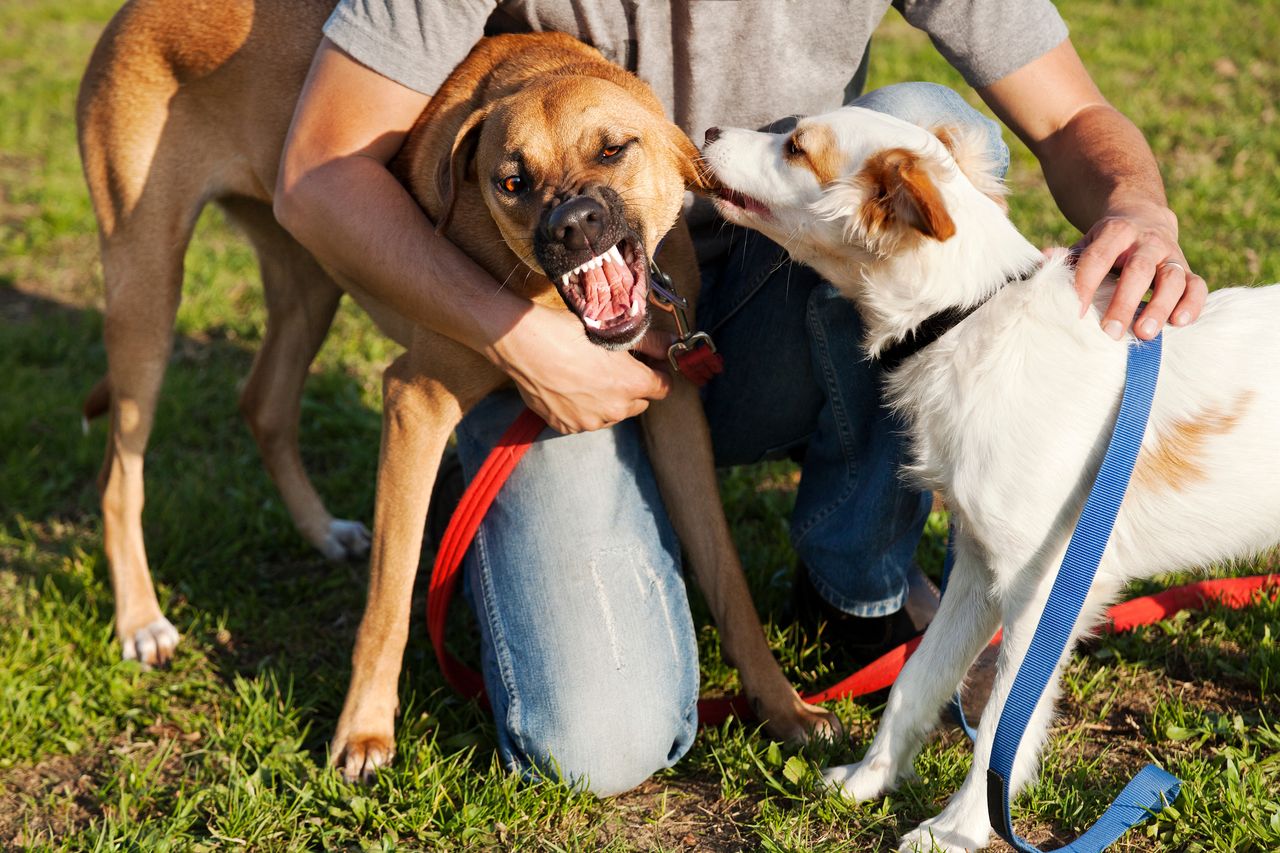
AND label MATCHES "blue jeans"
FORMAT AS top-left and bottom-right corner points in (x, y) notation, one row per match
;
(456, 82), (1009, 796)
